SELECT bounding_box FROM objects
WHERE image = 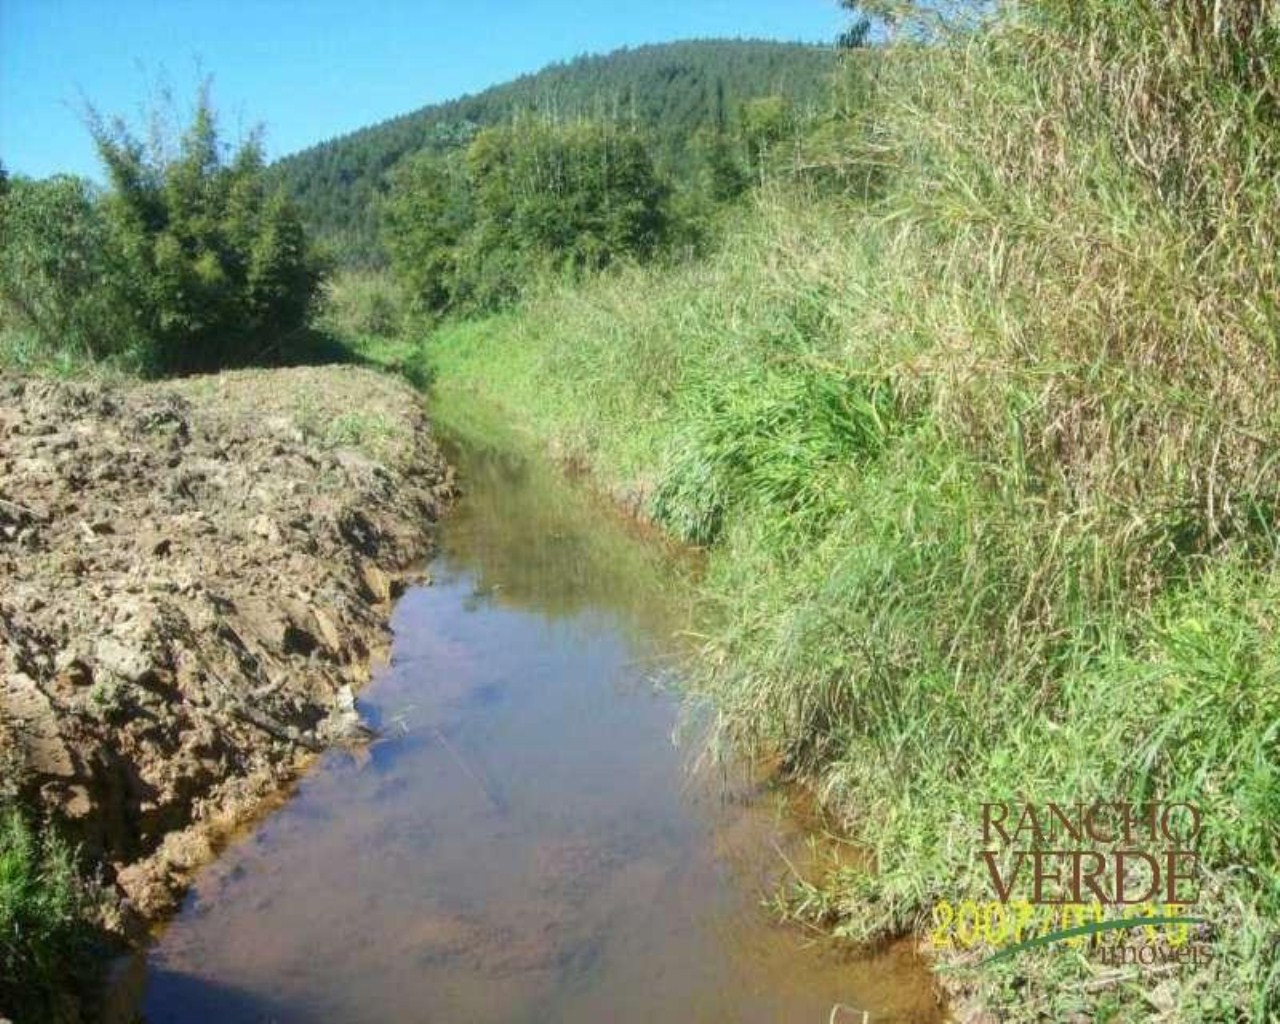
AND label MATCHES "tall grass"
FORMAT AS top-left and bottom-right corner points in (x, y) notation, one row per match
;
(429, 2), (1279, 1018)
(311, 270), (409, 343)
